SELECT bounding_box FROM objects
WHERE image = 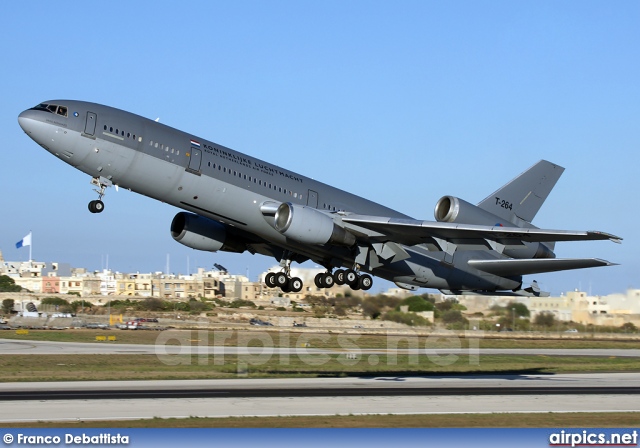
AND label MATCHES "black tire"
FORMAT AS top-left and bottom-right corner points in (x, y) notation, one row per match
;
(359, 274), (373, 291)
(265, 273), (277, 288)
(88, 200), (96, 213)
(344, 269), (358, 286)
(275, 272), (289, 287)
(314, 273), (325, 288)
(280, 282), (291, 293)
(94, 200), (105, 213)
(289, 277), (303, 293)
(333, 269), (345, 285)
(322, 273), (335, 288)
